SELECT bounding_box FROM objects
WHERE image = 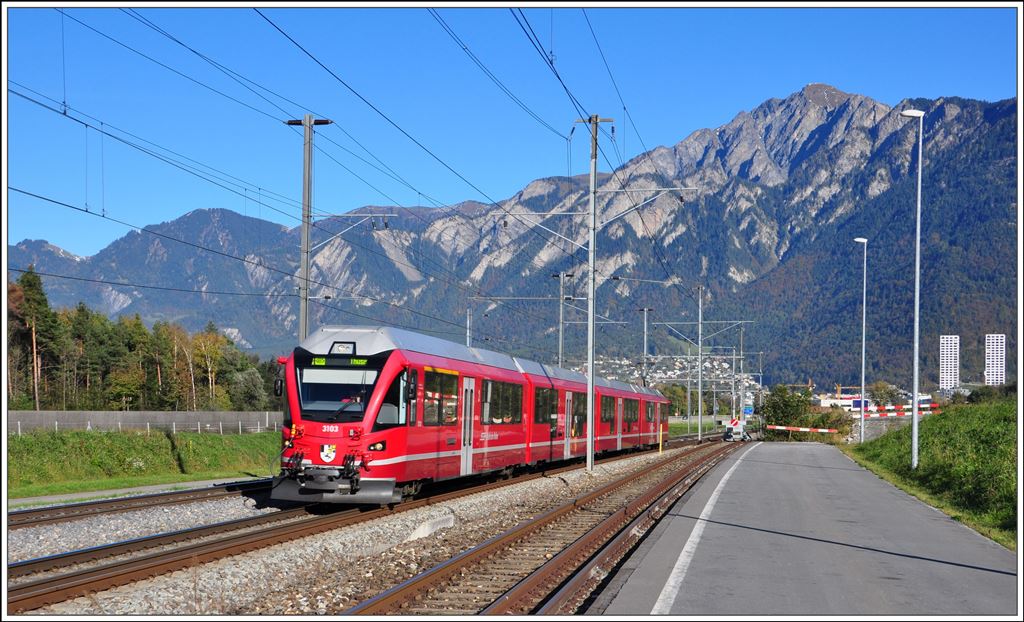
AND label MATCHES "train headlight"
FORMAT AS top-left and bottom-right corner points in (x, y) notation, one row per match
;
(368, 441), (386, 451)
